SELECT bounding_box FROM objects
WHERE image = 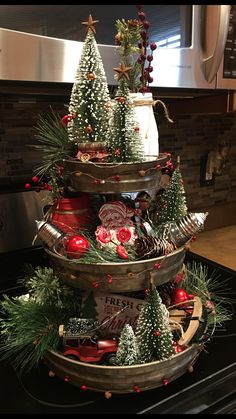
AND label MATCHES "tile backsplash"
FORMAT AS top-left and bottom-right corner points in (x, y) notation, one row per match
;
(1, 91), (236, 211)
